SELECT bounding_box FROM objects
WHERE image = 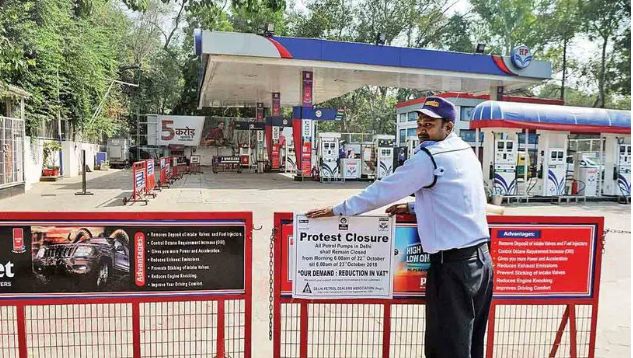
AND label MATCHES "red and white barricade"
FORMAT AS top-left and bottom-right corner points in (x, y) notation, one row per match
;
(144, 159), (157, 197)
(123, 161), (148, 205)
(158, 157), (170, 188)
(272, 213), (605, 358)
